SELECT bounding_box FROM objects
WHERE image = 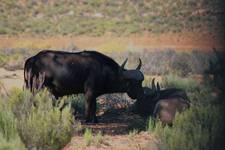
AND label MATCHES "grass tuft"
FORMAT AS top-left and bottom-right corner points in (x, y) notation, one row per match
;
(84, 128), (93, 146)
